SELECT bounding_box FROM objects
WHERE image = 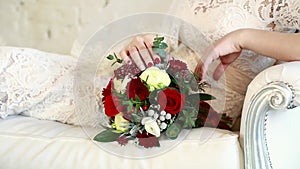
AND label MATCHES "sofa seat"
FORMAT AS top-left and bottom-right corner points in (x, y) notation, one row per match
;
(0, 116), (243, 169)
